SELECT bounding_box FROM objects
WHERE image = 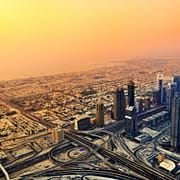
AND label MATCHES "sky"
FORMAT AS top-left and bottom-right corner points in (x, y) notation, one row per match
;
(0, 0), (180, 80)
